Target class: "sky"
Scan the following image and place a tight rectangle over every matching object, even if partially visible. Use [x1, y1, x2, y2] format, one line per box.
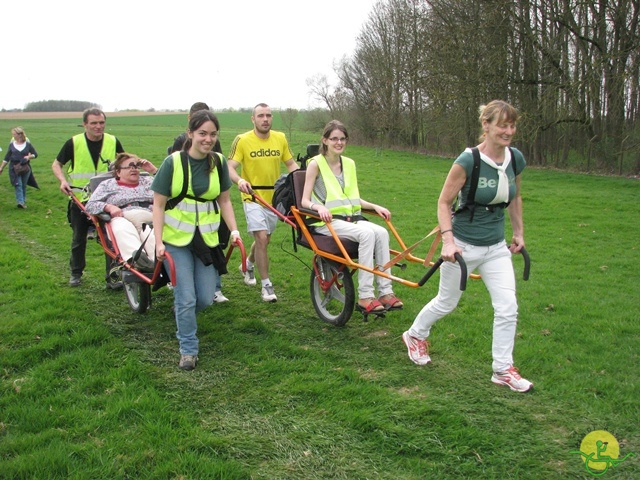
[1, 0, 379, 112]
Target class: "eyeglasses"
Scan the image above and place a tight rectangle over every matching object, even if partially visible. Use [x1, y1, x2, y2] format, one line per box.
[328, 137, 348, 143]
[120, 162, 142, 170]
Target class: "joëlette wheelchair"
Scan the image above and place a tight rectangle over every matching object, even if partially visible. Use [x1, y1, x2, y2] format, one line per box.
[252, 146, 530, 327]
[72, 172, 246, 313]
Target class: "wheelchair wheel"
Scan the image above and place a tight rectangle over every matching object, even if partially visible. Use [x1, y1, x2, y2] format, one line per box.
[124, 279, 151, 313]
[310, 256, 355, 327]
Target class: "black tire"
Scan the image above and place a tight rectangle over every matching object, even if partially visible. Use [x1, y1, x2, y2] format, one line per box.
[310, 256, 355, 327]
[124, 279, 151, 313]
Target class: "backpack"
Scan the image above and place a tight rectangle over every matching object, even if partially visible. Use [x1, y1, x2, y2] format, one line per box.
[272, 172, 296, 218]
[271, 144, 318, 219]
[165, 151, 230, 249]
[453, 147, 518, 222]
[270, 145, 319, 251]
[270, 170, 301, 252]
[167, 132, 187, 155]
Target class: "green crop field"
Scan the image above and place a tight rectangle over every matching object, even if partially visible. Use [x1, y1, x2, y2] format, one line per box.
[0, 113, 638, 479]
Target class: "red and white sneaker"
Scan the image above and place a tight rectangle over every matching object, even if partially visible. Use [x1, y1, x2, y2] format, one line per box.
[402, 331, 431, 365]
[491, 366, 533, 392]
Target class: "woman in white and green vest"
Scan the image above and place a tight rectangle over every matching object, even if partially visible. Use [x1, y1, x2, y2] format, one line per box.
[301, 120, 404, 315]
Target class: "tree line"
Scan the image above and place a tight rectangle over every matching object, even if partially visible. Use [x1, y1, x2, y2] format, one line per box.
[309, 0, 640, 175]
[24, 100, 99, 112]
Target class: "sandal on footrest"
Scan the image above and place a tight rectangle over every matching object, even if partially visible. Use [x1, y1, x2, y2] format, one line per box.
[356, 298, 385, 314]
[379, 294, 404, 310]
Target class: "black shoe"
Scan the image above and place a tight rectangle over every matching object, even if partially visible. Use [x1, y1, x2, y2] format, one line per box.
[129, 250, 155, 273]
[87, 226, 96, 240]
[106, 281, 123, 290]
[69, 274, 82, 287]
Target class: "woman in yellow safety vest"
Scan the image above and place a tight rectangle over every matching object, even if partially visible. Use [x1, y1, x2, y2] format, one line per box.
[152, 110, 241, 371]
[301, 120, 403, 315]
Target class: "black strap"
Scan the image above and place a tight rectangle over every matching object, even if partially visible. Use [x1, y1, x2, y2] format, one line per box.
[125, 201, 152, 209]
[165, 152, 189, 210]
[132, 227, 153, 262]
[332, 214, 367, 223]
[455, 147, 518, 222]
[165, 152, 223, 211]
[466, 147, 482, 221]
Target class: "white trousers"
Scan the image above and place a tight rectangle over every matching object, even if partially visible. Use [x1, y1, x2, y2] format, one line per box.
[108, 209, 156, 262]
[316, 219, 394, 300]
[408, 239, 518, 372]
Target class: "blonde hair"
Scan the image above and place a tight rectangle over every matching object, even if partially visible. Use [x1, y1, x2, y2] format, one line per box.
[478, 100, 519, 141]
[12, 127, 25, 139]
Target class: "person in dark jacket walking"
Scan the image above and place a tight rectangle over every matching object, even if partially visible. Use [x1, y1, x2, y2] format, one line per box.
[1, 127, 38, 208]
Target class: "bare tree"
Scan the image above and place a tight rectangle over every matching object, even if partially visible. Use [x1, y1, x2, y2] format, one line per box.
[324, 0, 640, 173]
[280, 108, 299, 142]
[337, 0, 431, 147]
[306, 74, 337, 115]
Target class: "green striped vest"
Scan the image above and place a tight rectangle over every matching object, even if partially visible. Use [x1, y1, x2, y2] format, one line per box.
[69, 133, 116, 200]
[163, 152, 222, 247]
[312, 154, 361, 226]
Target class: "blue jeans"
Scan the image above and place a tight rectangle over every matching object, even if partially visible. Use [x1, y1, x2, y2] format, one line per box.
[165, 243, 218, 356]
[14, 168, 30, 205]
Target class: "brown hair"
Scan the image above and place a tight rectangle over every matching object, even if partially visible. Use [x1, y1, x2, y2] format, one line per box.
[83, 107, 106, 123]
[189, 102, 209, 116]
[112, 152, 140, 179]
[252, 103, 269, 115]
[182, 110, 221, 173]
[319, 120, 349, 156]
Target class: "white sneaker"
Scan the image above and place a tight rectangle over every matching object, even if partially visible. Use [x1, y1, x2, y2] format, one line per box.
[239, 263, 256, 286]
[402, 331, 431, 365]
[261, 284, 277, 302]
[214, 291, 229, 303]
[491, 366, 533, 392]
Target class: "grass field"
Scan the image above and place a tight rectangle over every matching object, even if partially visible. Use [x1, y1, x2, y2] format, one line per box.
[0, 113, 638, 479]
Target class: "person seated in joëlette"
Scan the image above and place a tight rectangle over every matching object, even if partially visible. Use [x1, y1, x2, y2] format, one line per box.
[301, 120, 403, 315]
[85, 152, 158, 271]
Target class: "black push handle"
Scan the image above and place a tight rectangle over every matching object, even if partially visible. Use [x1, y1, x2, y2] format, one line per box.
[518, 247, 530, 281]
[418, 253, 467, 291]
[418, 257, 443, 287]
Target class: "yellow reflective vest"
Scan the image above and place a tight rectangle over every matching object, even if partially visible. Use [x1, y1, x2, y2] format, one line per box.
[163, 152, 222, 247]
[69, 133, 116, 200]
[312, 154, 361, 226]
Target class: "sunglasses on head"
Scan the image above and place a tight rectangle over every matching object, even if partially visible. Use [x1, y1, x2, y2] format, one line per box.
[120, 162, 142, 170]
